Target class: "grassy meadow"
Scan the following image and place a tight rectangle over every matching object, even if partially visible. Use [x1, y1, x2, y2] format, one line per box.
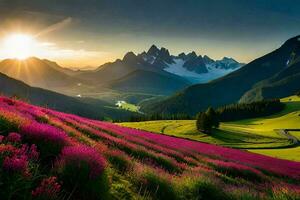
[120, 96, 300, 161]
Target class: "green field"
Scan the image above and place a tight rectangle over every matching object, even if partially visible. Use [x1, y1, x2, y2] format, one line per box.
[120, 96, 300, 161]
[115, 100, 140, 112]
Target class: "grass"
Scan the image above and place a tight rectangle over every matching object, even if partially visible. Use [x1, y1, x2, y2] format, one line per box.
[120, 120, 290, 149]
[249, 147, 300, 162]
[120, 96, 300, 161]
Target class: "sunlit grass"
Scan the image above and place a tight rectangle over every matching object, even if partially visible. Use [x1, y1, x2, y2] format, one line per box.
[120, 96, 300, 161]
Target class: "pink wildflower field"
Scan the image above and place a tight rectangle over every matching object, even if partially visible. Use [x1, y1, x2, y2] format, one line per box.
[0, 96, 299, 200]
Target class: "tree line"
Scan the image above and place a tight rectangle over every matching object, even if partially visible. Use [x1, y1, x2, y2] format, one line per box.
[215, 99, 284, 122]
[117, 99, 285, 135]
[196, 99, 285, 133]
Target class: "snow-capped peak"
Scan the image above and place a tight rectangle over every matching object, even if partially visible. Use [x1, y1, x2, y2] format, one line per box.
[129, 45, 244, 83]
[164, 58, 241, 83]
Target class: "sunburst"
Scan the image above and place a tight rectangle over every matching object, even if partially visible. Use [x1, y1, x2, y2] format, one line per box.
[2, 33, 35, 60]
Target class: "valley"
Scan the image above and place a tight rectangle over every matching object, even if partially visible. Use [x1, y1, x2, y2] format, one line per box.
[1, 1, 300, 199]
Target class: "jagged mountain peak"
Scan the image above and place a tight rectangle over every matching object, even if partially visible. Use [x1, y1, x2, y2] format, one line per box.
[123, 51, 137, 63]
[94, 45, 243, 84]
[203, 55, 214, 63]
[187, 51, 198, 59]
[221, 56, 233, 61]
[178, 52, 186, 57]
[147, 45, 160, 55]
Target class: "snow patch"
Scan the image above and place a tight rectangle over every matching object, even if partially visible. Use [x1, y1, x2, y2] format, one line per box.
[164, 59, 199, 78]
[164, 59, 238, 83]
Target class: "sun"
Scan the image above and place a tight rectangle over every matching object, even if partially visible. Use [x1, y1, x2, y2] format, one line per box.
[2, 33, 35, 60]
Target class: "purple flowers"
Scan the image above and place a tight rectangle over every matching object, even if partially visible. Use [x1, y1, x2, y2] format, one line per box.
[6, 132, 22, 143]
[3, 155, 29, 175]
[1, 144, 40, 177]
[0, 95, 300, 199]
[21, 122, 68, 146]
[57, 145, 106, 179]
[32, 176, 61, 199]
[20, 122, 69, 160]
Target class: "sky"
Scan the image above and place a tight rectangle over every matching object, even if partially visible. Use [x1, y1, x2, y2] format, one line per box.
[0, 0, 299, 68]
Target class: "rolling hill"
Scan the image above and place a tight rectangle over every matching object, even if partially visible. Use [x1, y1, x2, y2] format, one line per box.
[142, 35, 300, 115]
[0, 57, 82, 89]
[110, 69, 191, 95]
[121, 95, 300, 161]
[0, 96, 299, 199]
[0, 72, 134, 120]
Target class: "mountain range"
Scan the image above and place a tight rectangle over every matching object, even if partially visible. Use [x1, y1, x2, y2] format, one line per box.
[142, 35, 300, 115]
[77, 45, 243, 86]
[0, 45, 243, 103]
[2, 37, 300, 120]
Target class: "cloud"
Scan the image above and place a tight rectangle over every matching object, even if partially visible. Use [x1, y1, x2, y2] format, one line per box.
[35, 41, 107, 62]
[34, 17, 73, 38]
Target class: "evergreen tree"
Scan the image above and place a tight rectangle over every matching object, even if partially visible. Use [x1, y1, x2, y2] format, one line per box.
[206, 107, 220, 128]
[196, 112, 212, 134]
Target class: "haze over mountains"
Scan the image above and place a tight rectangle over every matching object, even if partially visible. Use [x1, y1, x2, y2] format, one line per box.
[0, 57, 82, 89]
[0, 45, 243, 98]
[143, 36, 300, 115]
[1, 37, 300, 120]
[0, 72, 134, 120]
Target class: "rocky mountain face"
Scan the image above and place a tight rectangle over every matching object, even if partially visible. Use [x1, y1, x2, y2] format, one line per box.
[136, 45, 243, 83]
[141, 35, 300, 115]
[74, 45, 243, 95]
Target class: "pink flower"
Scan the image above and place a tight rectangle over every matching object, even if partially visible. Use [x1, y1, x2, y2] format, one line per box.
[2, 155, 29, 175]
[1, 144, 39, 177]
[57, 145, 106, 179]
[21, 122, 68, 146]
[6, 132, 22, 143]
[32, 176, 61, 199]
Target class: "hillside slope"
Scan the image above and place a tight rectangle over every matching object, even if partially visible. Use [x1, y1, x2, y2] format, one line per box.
[0, 97, 299, 199]
[0, 72, 133, 120]
[142, 35, 300, 115]
[110, 69, 191, 95]
[240, 45, 300, 102]
[0, 57, 82, 89]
